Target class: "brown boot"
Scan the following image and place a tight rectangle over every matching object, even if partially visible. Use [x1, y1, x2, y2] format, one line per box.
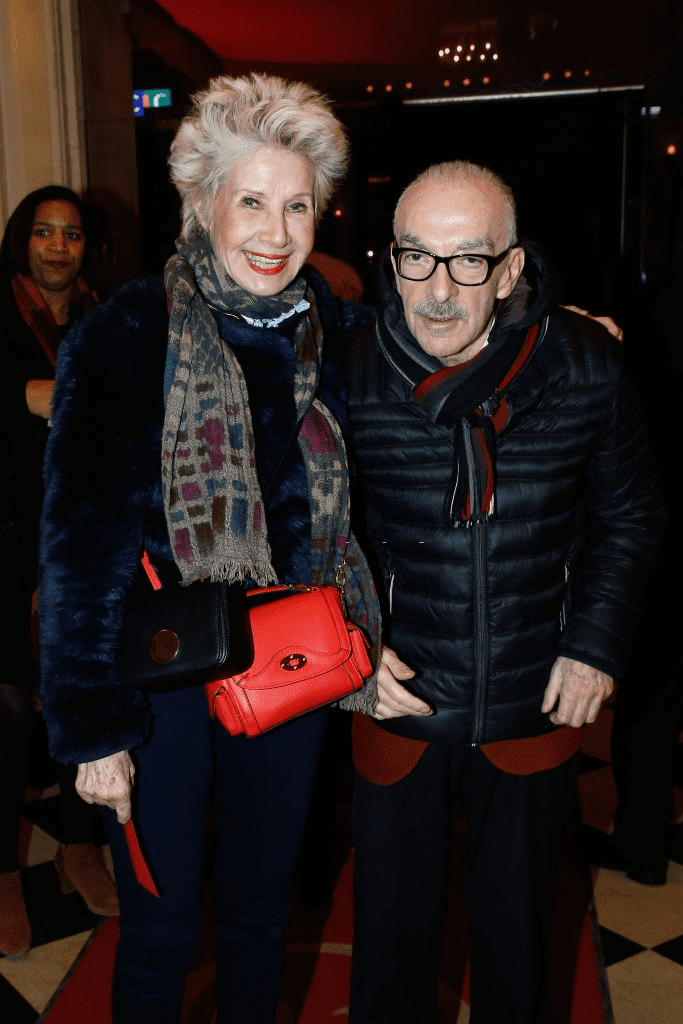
[0, 869, 31, 957]
[55, 843, 119, 916]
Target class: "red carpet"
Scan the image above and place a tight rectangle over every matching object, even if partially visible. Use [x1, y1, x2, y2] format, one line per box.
[41, 845, 608, 1024]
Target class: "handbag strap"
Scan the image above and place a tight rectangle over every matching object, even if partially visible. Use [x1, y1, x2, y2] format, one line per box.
[123, 819, 160, 897]
[140, 550, 162, 590]
[122, 554, 163, 893]
[263, 414, 305, 505]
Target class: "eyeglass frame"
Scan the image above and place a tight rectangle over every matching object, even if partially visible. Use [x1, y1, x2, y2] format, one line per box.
[391, 244, 516, 286]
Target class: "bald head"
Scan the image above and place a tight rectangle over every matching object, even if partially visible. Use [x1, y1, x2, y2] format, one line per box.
[394, 161, 518, 249]
[390, 161, 525, 366]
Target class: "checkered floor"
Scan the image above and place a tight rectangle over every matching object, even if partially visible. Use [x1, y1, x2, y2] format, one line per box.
[578, 706, 683, 1024]
[1, 712, 682, 1024]
[0, 787, 107, 1022]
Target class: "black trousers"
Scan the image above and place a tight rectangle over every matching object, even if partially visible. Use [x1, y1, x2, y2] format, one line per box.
[611, 669, 682, 865]
[350, 741, 577, 1024]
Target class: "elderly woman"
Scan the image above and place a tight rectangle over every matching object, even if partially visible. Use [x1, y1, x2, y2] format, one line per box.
[0, 187, 119, 958]
[38, 75, 378, 1023]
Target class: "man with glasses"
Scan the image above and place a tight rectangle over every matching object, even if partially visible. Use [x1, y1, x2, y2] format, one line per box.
[345, 161, 663, 1023]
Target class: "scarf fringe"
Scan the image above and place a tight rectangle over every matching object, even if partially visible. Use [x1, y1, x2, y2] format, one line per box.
[180, 561, 278, 588]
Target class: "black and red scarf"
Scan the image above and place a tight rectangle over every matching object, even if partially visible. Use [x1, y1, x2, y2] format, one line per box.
[375, 249, 540, 525]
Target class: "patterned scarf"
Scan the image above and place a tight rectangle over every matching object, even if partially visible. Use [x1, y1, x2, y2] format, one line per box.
[162, 226, 343, 586]
[12, 273, 96, 367]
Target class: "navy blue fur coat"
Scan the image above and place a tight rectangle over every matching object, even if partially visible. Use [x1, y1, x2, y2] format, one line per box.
[38, 268, 375, 764]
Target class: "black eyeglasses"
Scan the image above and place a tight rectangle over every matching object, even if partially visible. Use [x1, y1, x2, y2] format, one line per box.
[392, 245, 514, 286]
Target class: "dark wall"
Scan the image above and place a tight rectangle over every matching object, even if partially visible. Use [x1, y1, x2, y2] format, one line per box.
[133, 84, 681, 379]
[336, 92, 647, 317]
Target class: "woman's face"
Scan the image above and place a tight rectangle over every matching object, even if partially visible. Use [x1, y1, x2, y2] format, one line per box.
[210, 147, 316, 297]
[28, 200, 86, 294]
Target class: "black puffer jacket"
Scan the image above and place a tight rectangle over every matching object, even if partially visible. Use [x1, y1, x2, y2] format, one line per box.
[347, 244, 664, 744]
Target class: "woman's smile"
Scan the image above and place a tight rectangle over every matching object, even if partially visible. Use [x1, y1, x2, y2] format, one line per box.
[243, 250, 291, 275]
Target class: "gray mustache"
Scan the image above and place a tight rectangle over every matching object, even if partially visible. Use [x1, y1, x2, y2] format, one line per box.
[412, 300, 468, 321]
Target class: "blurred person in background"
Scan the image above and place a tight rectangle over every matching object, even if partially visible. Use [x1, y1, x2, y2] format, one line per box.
[0, 186, 118, 959]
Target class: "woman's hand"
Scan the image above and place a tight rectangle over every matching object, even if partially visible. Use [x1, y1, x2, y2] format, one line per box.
[372, 645, 432, 719]
[562, 306, 623, 342]
[76, 752, 135, 824]
[25, 379, 55, 419]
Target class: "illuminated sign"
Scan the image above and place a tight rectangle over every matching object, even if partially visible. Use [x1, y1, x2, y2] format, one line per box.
[133, 89, 172, 117]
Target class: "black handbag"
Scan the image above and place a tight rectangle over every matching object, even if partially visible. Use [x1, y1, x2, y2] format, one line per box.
[120, 414, 305, 693]
[118, 553, 253, 691]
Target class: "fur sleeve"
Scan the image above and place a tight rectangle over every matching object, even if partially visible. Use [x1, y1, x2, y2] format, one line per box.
[38, 278, 168, 764]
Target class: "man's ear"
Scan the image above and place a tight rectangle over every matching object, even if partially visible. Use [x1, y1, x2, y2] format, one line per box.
[390, 244, 404, 293]
[496, 246, 525, 300]
[390, 243, 399, 278]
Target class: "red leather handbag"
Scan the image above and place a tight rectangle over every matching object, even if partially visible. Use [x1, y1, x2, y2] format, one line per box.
[205, 584, 372, 737]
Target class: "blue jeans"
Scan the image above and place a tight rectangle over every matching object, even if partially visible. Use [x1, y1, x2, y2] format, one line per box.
[102, 687, 327, 1024]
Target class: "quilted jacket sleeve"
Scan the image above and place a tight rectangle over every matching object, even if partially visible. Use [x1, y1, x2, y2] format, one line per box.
[556, 328, 666, 679]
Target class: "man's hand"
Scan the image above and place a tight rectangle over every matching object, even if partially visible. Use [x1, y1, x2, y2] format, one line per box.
[76, 752, 135, 824]
[541, 656, 613, 728]
[372, 646, 432, 719]
[562, 305, 623, 343]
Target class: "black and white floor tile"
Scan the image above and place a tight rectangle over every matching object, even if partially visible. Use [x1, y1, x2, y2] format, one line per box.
[579, 707, 683, 1024]
[2, 715, 682, 1024]
[0, 785, 103, 1023]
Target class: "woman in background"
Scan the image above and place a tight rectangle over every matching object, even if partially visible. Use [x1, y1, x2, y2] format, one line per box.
[38, 76, 378, 1022]
[0, 186, 118, 958]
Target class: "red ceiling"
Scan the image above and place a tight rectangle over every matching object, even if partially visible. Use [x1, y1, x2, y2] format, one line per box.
[153, 0, 448, 65]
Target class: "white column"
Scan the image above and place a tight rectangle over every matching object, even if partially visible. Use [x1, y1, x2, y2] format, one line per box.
[0, 0, 86, 230]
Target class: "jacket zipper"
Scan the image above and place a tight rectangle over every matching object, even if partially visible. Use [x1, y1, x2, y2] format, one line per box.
[471, 519, 488, 745]
[456, 419, 490, 746]
[452, 319, 552, 743]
